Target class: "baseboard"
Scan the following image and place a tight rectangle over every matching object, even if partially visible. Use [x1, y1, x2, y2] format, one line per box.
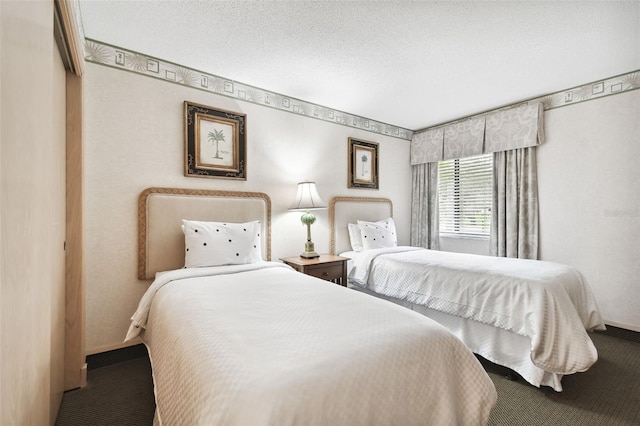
[601, 324, 640, 344]
[603, 320, 640, 333]
[85, 337, 143, 356]
[86, 342, 148, 370]
[80, 363, 87, 388]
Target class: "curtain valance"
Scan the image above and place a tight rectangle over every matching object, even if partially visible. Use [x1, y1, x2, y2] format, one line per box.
[410, 128, 444, 165]
[410, 102, 544, 165]
[443, 117, 485, 160]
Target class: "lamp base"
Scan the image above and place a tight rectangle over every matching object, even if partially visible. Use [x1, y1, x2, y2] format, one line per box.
[300, 250, 319, 259]
[300, 240, 319, 258]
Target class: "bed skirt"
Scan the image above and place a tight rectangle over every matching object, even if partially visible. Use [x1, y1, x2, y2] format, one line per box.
[349, 284, 565, 391]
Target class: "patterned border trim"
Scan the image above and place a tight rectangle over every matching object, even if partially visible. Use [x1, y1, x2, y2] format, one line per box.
[84, 39, 638, 139]
[419, 70, 640, 132]
[541, 71, 640, 110]
[84, 39, 413, 141]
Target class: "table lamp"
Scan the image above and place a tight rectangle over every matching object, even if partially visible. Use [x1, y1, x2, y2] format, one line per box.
[289, 181, 327, 258]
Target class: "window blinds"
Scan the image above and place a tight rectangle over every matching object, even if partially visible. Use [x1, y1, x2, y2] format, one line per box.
[438, 154, 493, 237]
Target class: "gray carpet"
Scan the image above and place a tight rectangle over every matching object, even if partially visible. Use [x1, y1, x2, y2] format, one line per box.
[486, 330, 640, 425]
[55, 347, 155, 426]
[56, 329, 639, 425]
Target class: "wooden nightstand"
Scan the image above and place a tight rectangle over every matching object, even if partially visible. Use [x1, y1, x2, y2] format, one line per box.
[281, 254, 349, 286]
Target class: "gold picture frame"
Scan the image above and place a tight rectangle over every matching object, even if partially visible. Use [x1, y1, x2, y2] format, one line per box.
[348, 137, 379, 189]
[184, 101, 246, 179]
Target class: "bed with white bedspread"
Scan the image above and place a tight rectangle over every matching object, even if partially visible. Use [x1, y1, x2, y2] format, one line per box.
[126, 188, 497, 426]
[329, 196, 606, 392]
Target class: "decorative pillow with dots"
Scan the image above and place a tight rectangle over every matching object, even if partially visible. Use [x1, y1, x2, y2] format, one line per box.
[357, 220, 396, 251]
[374, 217, 398, 246]
[182, 219, 262, 268]
[349, 217, 398, 251]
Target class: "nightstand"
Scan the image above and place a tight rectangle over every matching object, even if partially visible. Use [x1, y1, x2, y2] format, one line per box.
[281, 254, 349, 286]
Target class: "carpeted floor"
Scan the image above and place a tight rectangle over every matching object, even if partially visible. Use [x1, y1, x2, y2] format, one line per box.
[56, 328, 639, 426]
[485, 330, 640, 425]
[55, 345, 155, 426]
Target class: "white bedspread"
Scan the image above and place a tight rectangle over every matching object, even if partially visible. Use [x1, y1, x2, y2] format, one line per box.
[349, 247, 605, 375]
[129, 262, 497, 426]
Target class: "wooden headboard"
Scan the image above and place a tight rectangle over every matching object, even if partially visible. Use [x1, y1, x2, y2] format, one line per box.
[138, 187, 271, 280]
[329, 196, 393, 255]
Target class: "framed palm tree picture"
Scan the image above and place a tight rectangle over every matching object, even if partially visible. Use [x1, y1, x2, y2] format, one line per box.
[184, 101, 246, 179]
[348, 137, 378, 189]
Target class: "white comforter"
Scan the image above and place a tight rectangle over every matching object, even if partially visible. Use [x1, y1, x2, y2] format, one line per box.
[349, 247, 605, 375]
[127, 262, 497, 426]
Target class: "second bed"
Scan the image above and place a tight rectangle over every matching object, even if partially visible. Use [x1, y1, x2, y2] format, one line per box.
[329, 196, 605, 392]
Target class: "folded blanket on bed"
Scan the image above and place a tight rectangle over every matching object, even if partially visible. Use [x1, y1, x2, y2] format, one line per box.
[349, 247, 606, 375]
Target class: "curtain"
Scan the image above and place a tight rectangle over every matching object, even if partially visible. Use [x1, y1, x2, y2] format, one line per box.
[411, 102, 544, 165]
[490, 147, 539, 259]
[411, 163, 439, 249]
[443, 117, 485, 160]
[411, 128, 444, 164]
[410, 102, 544, 255]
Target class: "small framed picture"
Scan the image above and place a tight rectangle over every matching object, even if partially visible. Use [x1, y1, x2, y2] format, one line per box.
[348, 137, 378, 189]
[184, 101, 246, 180]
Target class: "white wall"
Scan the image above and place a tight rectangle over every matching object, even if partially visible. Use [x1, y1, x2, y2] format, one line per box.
[0, 1, 67, 423]
[83, 63, 412, 352]
[538, 90, 640, 331]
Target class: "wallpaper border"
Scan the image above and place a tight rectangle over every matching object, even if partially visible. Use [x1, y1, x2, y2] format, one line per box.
[84, 39, 639, 139]
[418, 70, 640, 133]
[83, 39, 413, 141]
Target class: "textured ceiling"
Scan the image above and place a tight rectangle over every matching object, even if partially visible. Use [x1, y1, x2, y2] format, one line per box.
[77, 1, 639, 130]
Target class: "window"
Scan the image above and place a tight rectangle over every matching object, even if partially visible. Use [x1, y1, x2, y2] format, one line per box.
[438, 154, 493, 237]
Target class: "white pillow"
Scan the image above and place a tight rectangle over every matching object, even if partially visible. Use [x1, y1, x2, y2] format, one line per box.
[349, 217, 397, 251]
[182, 219, 262, 268]
[374, 217, 398, 246]
[357, 220, 396, 250]
[348, 223, 364, 252]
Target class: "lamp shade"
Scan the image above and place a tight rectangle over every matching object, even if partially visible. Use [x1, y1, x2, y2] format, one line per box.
[289, 181, 327, 211]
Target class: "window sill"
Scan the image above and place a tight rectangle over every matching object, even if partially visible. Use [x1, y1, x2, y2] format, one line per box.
[440, 233, 489, 241]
